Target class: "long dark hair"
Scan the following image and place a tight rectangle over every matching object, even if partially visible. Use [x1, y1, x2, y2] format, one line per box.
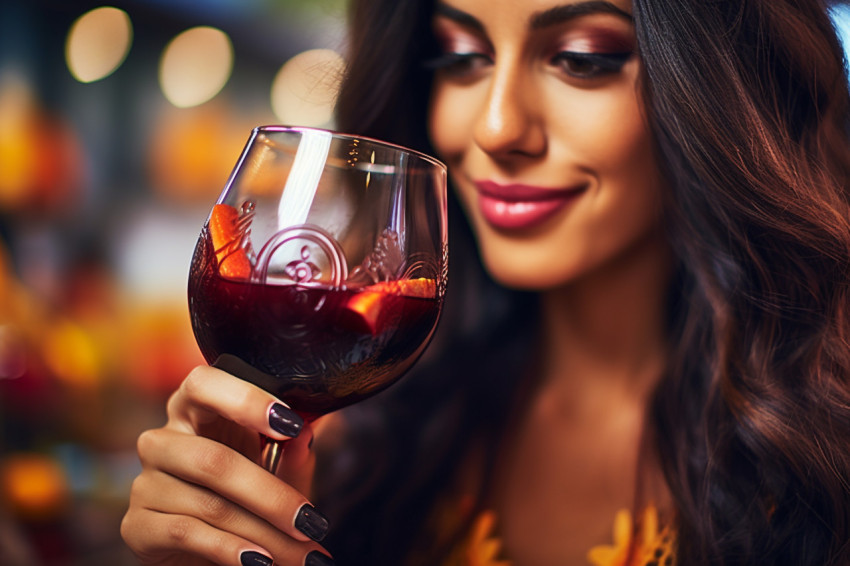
[319, 0, 850, 564]
[635, 0, 850, 563]
[319, 3, 538, 564]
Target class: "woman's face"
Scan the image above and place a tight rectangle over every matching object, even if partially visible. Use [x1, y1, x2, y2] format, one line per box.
[428, 0, 667, 290]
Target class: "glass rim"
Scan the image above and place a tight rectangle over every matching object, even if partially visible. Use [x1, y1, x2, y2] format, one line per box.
[253, 124, 448, 173]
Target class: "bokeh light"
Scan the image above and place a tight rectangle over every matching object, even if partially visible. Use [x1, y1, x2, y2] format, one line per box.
[0, 75, 85, 214]
[0, 453, 69, 521]
[271, 48, 345, 127]
[159, 26, 234, 108]
[2, 1, 348, 560]
[148, 102, 250, 201]
[65, 7, 133, 83]
[42, 320, 104, 390]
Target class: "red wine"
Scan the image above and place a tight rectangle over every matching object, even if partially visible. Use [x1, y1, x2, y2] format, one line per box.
[188, 228, 442, 419]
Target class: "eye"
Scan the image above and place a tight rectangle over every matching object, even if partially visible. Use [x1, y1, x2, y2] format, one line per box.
[551, 51, 632, 79]
[424, 52, 492, 77]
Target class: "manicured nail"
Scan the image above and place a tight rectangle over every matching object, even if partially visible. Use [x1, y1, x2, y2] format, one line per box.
[241, 550, 273, 566]
[305, 550, 335, 566]
[269, 403, 303, 437]
[295, 503, 329, 542]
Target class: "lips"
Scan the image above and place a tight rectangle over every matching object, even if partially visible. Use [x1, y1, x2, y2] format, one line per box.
[474, 180, 584, 231]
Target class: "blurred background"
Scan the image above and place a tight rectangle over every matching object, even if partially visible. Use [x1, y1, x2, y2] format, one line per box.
[0, 0, 346, 563]
[3, 0, 850, 564]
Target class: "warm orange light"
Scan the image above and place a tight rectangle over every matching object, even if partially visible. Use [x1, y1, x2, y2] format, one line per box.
[0, 76, 85, 214]
[42, 320, 103, 389]
[0, 78, 39, 208]
[0, 454, 69, 521]
[121, 303, 205, 398]
[148, 102, 249, 201]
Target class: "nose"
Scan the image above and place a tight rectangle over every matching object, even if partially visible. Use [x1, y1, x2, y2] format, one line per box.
[472, 60, 546, 159]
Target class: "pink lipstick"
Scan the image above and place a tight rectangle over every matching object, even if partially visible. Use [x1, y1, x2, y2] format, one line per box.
[474, 180, 584, 231]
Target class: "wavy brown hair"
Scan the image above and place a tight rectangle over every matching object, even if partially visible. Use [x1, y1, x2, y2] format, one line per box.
[635, 0, 850, 563]
[322, 0, 850, 564]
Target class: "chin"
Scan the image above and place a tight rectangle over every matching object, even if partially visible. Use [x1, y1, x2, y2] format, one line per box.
[479, 249, 578, 291]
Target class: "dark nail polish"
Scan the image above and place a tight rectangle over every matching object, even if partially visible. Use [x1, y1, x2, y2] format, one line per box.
[241, 550, 273, 566]
[269, 403, 303, 437]
[305, 550, 335, 566]
[295, 503, 330, 542]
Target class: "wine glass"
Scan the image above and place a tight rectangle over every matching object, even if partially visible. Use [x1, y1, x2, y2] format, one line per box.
[187, 125, 448, 473]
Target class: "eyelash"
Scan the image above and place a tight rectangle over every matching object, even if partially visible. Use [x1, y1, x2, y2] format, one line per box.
[424, 52, 492, 75]
[551, 51, 632, 78]
[424, 50, 632, 79]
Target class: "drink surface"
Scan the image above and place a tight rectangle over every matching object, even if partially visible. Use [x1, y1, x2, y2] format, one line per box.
[188, 228, 442, 418]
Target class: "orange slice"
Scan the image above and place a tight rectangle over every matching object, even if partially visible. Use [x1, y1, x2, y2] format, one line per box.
[209, 204, 251, 279]
[345, 278, 436, 334]
[383, 278, 437, 298]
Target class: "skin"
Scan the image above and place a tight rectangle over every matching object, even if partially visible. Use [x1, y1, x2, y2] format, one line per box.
[121, 367, 329, 565]
[428, 0, 666, 291]
[428, 0, 673, 563]
[122, 0, 675, 564]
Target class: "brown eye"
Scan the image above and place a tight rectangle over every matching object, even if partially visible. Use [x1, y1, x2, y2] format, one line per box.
[551, 51, 631, 79]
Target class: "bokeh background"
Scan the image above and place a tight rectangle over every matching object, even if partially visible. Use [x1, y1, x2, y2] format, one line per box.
[0, 0, 346, 563]
[3, 0, 850, 564]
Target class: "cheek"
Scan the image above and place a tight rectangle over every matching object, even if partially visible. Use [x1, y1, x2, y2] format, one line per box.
[599, 102, 663, 222]
[542, 81, 665, 278]
[553, 78, 651, 173]
[428, 84, 482, 217]
[554, 79, 662, 212]
[428, 83, 476, 163]
[601, 100, 658, 187]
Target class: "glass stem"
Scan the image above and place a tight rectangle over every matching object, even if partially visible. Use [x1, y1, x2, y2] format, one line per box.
[260, 435, 285, 473]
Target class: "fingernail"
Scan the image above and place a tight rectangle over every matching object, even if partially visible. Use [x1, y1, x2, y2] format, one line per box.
[305, 550, 335, 566]
[269, 403, 303, 437]
[241, 550, 273, 566]
[295, 503, 330, 542]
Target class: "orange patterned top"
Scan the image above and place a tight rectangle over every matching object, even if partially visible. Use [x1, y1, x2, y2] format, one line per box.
[438, 504, 676, 566]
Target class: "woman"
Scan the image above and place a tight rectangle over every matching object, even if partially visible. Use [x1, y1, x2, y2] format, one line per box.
[121, 0, 850, 565]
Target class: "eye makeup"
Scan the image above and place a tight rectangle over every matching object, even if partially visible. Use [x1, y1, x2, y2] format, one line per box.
[426, 18, 493, 74]
[554, 26, 634, 55]
[426, 5, 636, 80]
[548, 26, 634, 78]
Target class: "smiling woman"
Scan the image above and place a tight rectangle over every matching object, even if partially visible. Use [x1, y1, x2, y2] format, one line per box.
[427, 0, 667, 292]
[120, 0, 850, 565]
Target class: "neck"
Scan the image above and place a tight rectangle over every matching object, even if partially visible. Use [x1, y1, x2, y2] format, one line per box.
[538, 229, 673, 403]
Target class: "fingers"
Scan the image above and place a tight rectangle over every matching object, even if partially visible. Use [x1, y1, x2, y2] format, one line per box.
[167, 366, 303, 443]
[163, 365, 317, 496]
[123, 469, 330, 566]
[123, 366, 335, 565]
[137, 427, 329, 544]
[121, 503, 271, 566]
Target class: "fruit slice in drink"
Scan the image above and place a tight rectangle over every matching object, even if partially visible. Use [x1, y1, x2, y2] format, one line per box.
[345, 278, 436, 334]
[209, 204, 251, 279]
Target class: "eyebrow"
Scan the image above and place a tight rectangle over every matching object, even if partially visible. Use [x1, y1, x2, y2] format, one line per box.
[434, 2, 486, 32]
[434, 1, 633, 31]
[531, 1, 633, 28]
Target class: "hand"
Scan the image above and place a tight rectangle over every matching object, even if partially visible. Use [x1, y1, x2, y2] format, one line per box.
[120, 365, 334, 566]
